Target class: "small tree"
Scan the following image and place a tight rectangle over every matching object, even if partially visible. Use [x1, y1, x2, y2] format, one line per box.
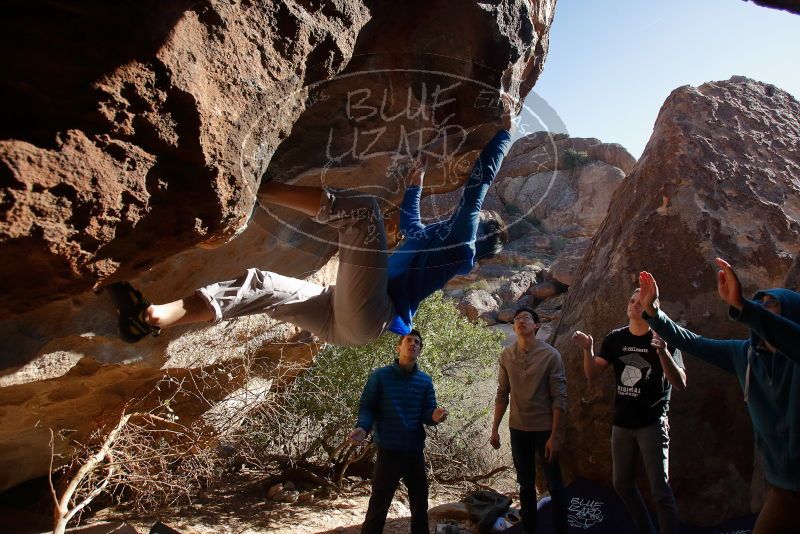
[50, 414, 130, 534]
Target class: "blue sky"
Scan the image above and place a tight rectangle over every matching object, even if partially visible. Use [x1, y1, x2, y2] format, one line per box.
[524, 0, 800, 158]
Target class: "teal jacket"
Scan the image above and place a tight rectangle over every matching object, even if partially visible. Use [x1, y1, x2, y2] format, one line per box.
[644, 288, 800, 491]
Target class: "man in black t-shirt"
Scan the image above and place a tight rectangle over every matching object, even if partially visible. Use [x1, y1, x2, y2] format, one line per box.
[571, 288, 686, 534]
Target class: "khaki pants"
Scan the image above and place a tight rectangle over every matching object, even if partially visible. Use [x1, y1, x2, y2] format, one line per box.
[197, 189, 394, 346]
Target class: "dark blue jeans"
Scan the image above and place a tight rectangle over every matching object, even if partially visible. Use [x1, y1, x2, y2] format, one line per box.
[509, 428, 567, 534]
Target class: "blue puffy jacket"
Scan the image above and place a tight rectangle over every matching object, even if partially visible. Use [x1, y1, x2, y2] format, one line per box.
[355, 360, 438, 452]
[645, 288, 800, 491]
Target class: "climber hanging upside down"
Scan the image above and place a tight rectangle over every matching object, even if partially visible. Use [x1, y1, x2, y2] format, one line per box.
[109, 94, 516, 347]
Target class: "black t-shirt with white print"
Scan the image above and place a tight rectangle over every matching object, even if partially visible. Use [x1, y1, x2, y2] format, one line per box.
[599, 327, 684, 429]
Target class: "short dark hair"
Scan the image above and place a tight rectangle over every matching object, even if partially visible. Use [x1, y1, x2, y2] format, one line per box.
[514, 307, 539, 323]
[474, 210, 508, 260]
[400, 329, 423, 348]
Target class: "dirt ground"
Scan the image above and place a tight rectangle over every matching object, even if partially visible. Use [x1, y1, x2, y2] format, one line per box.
[88, 469, 516, 534]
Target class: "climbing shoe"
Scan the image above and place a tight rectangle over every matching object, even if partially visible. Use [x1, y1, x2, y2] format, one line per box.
[107, 281, 161, 342]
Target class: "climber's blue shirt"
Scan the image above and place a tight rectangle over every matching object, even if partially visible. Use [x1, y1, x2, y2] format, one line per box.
[386, 129, 511, 335]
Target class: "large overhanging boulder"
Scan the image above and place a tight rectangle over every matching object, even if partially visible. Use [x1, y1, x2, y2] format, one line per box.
[0, 1, 558, 492]
[746, 0, 800, 15]
[0, 0, 372, 492]
[0, 0, 556, 317]
[0, 0, 373, 316]
[551, 77, 800, 524]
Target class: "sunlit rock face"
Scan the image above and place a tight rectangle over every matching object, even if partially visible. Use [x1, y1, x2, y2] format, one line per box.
[493, 133, 631, 287]
[428, 130, 634, 343]
[0, 0, 373, 315]
[497, 157, 626, 239]
[0, 1, 557, 491]
[423, 133, 634, 253]
[552, 77, 800, 524]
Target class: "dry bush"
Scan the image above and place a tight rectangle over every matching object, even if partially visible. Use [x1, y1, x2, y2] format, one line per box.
[51, 374, 229, 532]
[49, 332, 306, 531]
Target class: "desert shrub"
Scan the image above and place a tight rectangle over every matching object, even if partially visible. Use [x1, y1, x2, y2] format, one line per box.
[463, 279, 491, 292]
[561, 148, 590, 169]
[55, 294, 506, 529]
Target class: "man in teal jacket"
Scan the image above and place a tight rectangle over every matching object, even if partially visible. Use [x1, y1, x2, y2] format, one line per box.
[349, 330, 447, 534]
[639, 258, 800, 533]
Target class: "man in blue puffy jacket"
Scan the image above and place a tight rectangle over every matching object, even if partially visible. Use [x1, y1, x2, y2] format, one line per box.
[639, 258, 800, 533]
[349, 329, 448, 534]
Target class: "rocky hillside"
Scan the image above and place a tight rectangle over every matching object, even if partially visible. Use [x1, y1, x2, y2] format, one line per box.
[0, 0, 557, 493]
[2, 3, 798, 529]
[435, 131, 635, 340]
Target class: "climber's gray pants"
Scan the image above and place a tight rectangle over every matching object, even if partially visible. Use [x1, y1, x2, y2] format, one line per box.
[196, 189, 394, 346]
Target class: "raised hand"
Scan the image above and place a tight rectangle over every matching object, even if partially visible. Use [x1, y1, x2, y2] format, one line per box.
[571, 331, 593, 350]
[348, 427, 367, 445]
[716, 257, 744, 311]
[638, 271, 660, 317]
[432, 407, 448, 423]
[406, 155, 425, 188]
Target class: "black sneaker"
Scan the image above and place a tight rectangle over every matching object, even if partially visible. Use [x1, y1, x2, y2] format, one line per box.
[107, 281, 161, 342]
